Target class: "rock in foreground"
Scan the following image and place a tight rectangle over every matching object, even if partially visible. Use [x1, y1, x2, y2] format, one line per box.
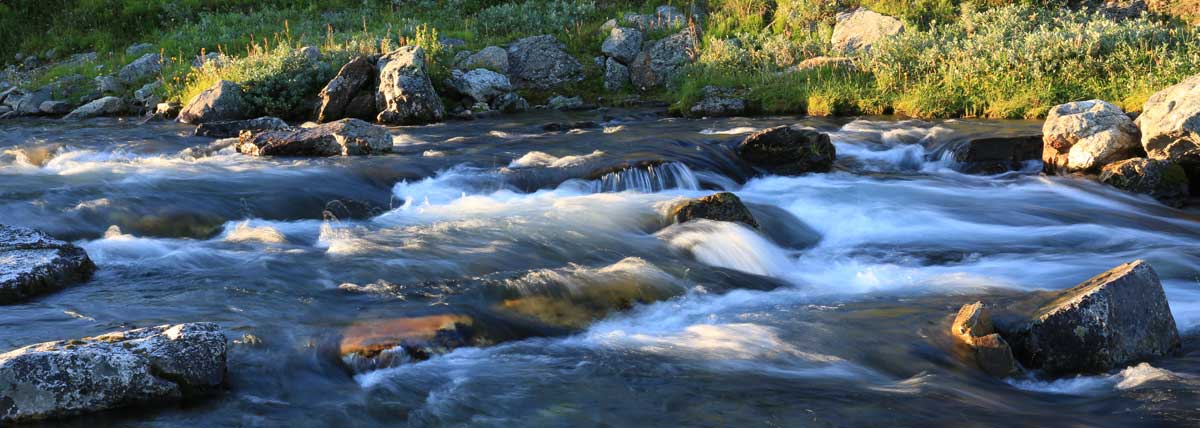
[1, 225, 95, 304]
[671, 192, 759, 228]
[237, 118, 391, 156]
[0, 323, 227, 423]
[994, 260, 1181, 376]
[737, 126, 836, 175]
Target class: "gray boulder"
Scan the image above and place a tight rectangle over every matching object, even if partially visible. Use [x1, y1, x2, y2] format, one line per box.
[458, 46, 509, 73]
[954, 135, 1043, 174]
[506, 35, 584, 90]
[195, 116, 291, 138]
[133, 81, 163, 113]
[1138, 73, 1200, 163]
[38, 101, 71, 115]
[1042, 100, 1140, 173]
[994, 260, 1181, 376]
[689, 86, 746, 117]
[491, 92, 529, 113]
[1100, 158, 1189, 207]
[738, 126, 836, 175]
[671, 192, 759, 228]
[629, 28, 698, 90]
[178, 80, 246, 124]
[0, 225, 95, 304]
[237, 118, 391, 156]
[63, 96, 124, 120]
[117, 53, 161, 85]
[830, 8, 904, 53]
[375, 46, 444, 125]
[448, 68, 512, 105]
[317, 56, 379, 122]
[602, 27, 643, 64]
[95, 75, 125, 94]
[603, 58, 629, 91]
[0, 323, 226, 423]
[14, 89, 51, 115]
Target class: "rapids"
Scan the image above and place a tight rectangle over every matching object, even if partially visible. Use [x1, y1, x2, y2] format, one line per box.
[2, 110, 1199, 427]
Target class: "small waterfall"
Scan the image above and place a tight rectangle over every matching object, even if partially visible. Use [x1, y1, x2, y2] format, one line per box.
[588, 162, 701, 193]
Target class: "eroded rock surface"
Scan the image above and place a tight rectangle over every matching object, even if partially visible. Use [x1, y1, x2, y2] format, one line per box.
[0, 225, 95, 304]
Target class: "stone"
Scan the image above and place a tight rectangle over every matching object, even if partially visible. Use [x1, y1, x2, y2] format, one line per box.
[447, 68, 512, 105]
[1099, 158, 1190, 207]
[95, 75, 125, 94]
[954, 135, 1043, 174]
[603, 58, 629, 91]
[490, 92, 529, 113]
[629, 28, 698, 90]
[375, 46, 444, 125]
[506, 35, 584, 90]
[994, 260, 1181, 376]
[602, 27, 644, 64]
[125, 43, 156, 57]
[1042, 100, 1140, 173]
[671, 192, 759, 228]
[178, 80, 246, 124]
[973, 333, 1020, 377]
[195, 116, 290, 139]
[600, 19, 619, 33]
[298, 46, 321, 62]
[547, 95, 583, 110]
[689, 85, 746, 117]
[133, 81, 163, 112]
[337, 314, 479, 371]
[237, 118, 391, 156]
[117, 53, 162, 85]
[457, 46, 508, 73]
[1137, 73, 1200, 163]
[38, 101, 71, 115]
[14, 89, 51, 115]
[155, 102, 182, 119]
[0, 323, 226, 423]
[317, 56, 379, 122]
[439, 37, 467, 49]
[63, 96, 124, 120]
[830, 8, 904, 53]
[951, 301, 994, 344]
[0, 225, 95, 304]
[738, 126, 837, 175]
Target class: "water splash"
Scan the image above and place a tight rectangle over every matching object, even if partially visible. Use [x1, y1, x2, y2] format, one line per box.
[587, 162, 701, 193]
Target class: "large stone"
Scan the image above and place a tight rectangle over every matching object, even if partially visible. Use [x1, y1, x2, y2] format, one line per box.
[95, 75, 125, 94]
[14, 88, 51, 115]
[737, 126, 836, 175]
[629, 28, 698, 90]
[133, 81, 163, 113]
[317, 56, 378, 122]
[178, 80, 246, 124]
[994, 260, 1181, 376]
[1042, 100, 1140, 173]
[0, 323, 226, 423]
[237, 118, 391, 156]
[1100, 158, 1190, 207]
[194, 116, 291, 139]
[375, 46, 444, 125]
[506, 35, 584, 90]
[447, 68, 512, 105]
[38, 101, 71, 115]
[490, 92, 529, 113]
[689, 85, 746, 117]
[830, 8, 904, 53]
[954, 135, 1043, 174]
[603, 58, 630, 91]
[457, 46, 509, 73]
[117, 53, 162, 85]
[0, 225, 95, 304]
[1138, 73, 1200, 163]
[602, 27, 644, 64]
[62, 96, 124, 120]
[671, 192, 759, 228]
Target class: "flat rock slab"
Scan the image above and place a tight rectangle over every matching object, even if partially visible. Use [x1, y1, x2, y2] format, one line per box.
[237, 118, 391, 156]
[0, 323, 227, 423]
[0, 225, 95, 304]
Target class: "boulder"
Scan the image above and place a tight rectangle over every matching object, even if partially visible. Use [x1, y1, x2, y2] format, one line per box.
[623, 6, 690, 31]
[737, 126, 836, 175]
[954, 135, 1043, 174]
[994, 260, 1181, 376]
[375, 46, 444, 125]
[629, 28, 698, 90]
[457, 46, 509, 73]
[491, 92, 529, 113]
[447, 68, 512, 105]
[14, 88, 51, 115]
[237, 118, 391, 156]
[506, 35, 584, 90]
[1042, 100, 1140, 173]
[671, 192, 759, 228]
[602, 27, 644, 64]
[63, 96, 124, 120]
[117, 53, 161, 85]
[547, 95, 583, 110]
[317, 56, 379, 122]
[0, 323, 226, 423]
[38, 100, 71, 115]
[1138, 73, 1200, 163]
[950, 302, 1020, 377]
[830, 8, 904, 53]
[1099, 158, 1189, 207]
[94, 75, 125, 94]
[178, 80, 246, 124]
[194, 116, 291, 138]
[337, 314, 480, 371]
[603, 58, 630, 91]
[0, 225, 95, 304]
[133, 81, 163, 113]
[689, 86, 746, 117]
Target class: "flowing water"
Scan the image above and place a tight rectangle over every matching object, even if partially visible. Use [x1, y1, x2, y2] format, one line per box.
[2, 110, 1199, 427]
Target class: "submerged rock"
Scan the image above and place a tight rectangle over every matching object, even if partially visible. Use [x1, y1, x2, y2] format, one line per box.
[194, 116, 290, 139]
[237, 118, 391, 156]
[506, 35, 584, 90]
[0, 323, 227, 423]
[671, 192, 759, 228]
[737, 126, 836, 175]
[1042, 100, 1140, 173]
[178, 80, 246, 124]
[317, 55, 379, 123]
[954, 135, 1043, 174]
[375, 46, 444, 125]
[994, 260, 1181, 376]
[1099, 158, 1189, 207]
[1138, 73, 1200, 164]
[62, 96, 123, 120]
[831, 8, 904, 53]
[0, 225, 95, 304]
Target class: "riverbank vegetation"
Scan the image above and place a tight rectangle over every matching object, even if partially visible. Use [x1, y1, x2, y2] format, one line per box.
[4, 0, 1200, 119]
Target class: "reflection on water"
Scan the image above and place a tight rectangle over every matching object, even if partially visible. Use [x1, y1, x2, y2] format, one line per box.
[2, 111, 1199, 427]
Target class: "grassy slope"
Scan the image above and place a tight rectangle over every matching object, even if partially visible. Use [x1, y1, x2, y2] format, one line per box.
[4, 0, 1200, 119]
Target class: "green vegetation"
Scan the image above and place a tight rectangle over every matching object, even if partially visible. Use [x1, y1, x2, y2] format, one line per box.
[4, 0, 1200, 119]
